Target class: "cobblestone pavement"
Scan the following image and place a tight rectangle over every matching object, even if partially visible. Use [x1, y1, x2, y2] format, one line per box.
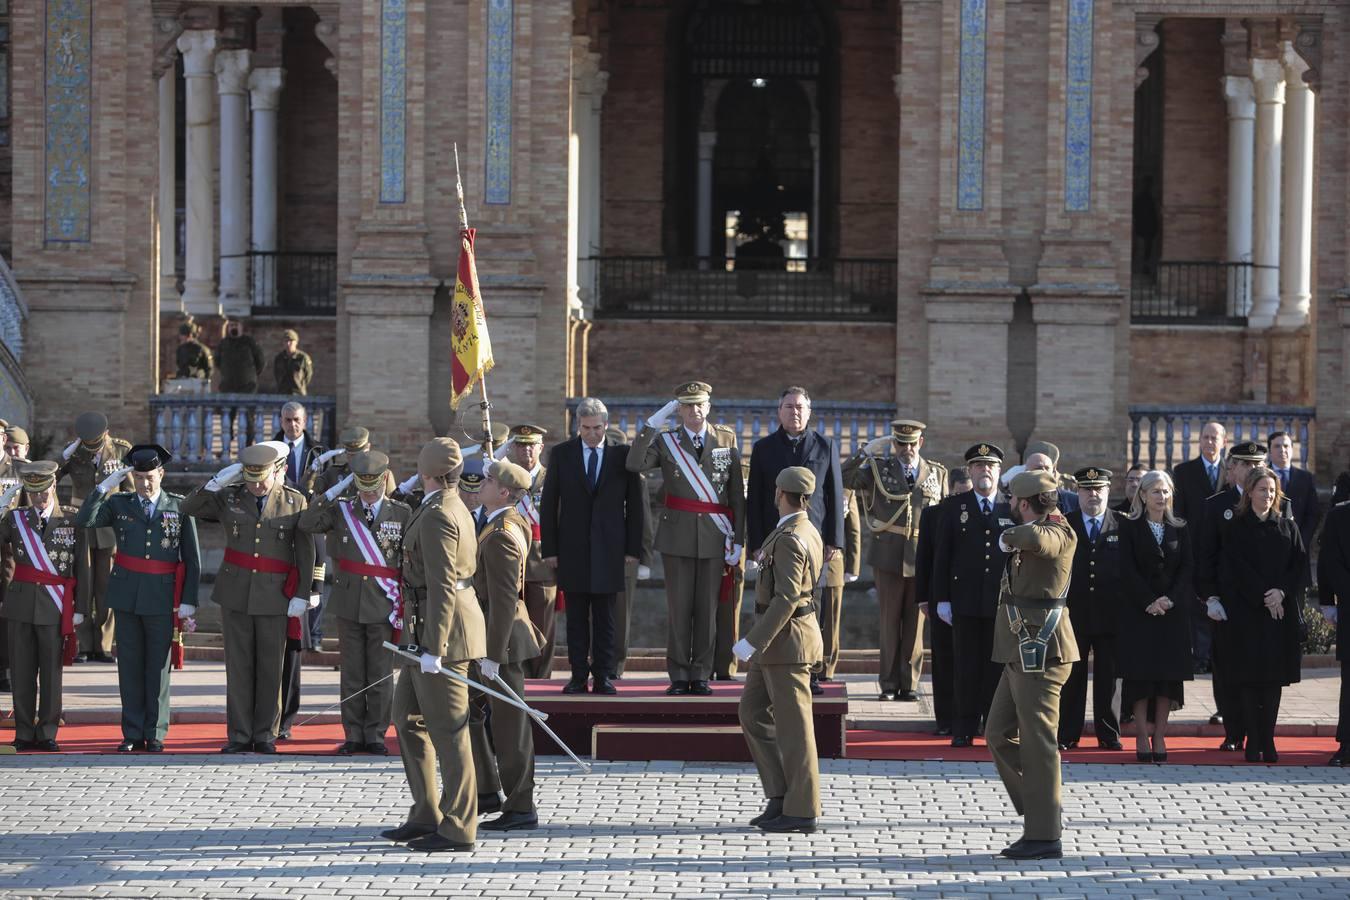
[1, 755, 1347, 899]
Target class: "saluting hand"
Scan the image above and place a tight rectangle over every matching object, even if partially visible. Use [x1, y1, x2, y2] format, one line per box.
[647, 399, 680, 429]
[310, 447, 343, 473]
[324, 473, 355, 503]
[0, 481, 21, 509]
[205, 463, 244, 492]
[97, 466, 134, 494]
[62, 439, 79, 461]
[397, 473, 420, 495]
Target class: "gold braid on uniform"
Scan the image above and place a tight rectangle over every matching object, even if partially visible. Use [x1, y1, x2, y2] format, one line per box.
[861, 457, 947, 536]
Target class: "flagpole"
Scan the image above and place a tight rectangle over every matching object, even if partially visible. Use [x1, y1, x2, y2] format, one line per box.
[453, 143, 495, 460]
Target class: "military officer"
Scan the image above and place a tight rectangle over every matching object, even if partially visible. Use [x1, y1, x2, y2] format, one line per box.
[0, 462, 90, 751]
[77, 445, 201, 752]
[182, 443, 318, 753]
[986, 469, 1078, 860]
[503, 424, 558, 678]
[174, 320, 214, 381]
[4, 425, 30, 463]
[299, 450, 411, 755]
[842, 419, 947, 701]
[273, 328, 313, 395]
[470, 460, 546, 832]
[733, 466, 824, 834]
[56, 411, 133, 663]
[628, 381, 746, 695]
[381, 437, 486, 853]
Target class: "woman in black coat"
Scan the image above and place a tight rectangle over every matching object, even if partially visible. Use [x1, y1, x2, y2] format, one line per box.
[1116, 470, 1193, 763]
[1212, 466, 1306, 763]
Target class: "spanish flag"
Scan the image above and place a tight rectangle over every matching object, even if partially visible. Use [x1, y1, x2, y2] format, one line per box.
[450, 227, 494, 408]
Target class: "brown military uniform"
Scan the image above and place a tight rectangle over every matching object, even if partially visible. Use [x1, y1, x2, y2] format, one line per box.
[986, 511, 1079, 842]
[818, 489, 862, 680]
[715, 457, 752, 680]
[181, 481, 315, 745]
[57, 435, 132, 656]
[738, 510, 824, 819]
[392, 487, 486, 845]
[518, 464, 558, 679]
[469, 507, 545, 814]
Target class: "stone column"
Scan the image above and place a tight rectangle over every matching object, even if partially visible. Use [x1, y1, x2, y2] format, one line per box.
[566, 62, 582, 315]
[158, 63, 179, 309]
[215, 49, 252, 316]
[574, 50, 607, 313]
[1248, 58, 1285, 329]
[1222, 76, 1255, 314]
[177, 30, 218, 316]
[248, 67, 285, 310]
[1278, 43, 1314, 328]
[696, 132, 716, 262]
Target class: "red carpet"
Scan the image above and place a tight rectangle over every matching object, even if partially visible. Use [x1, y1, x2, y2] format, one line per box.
[2, 722, 394, 756]
[846, 729, 1341, 767]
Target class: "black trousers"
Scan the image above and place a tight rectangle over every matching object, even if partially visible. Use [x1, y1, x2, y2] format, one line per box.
[1239, 685, 1282, 756]
[929, 614, 954, 728]
[279, 639, 302, 735]
[1212, 623, 1246, 745]
[1059, 632, 1119, 745]
[565, 591, 616, 682]
[952, 613, 1000, 739]
[1338, 653, 1348, 746]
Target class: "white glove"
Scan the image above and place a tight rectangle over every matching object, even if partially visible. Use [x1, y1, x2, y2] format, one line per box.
[725, 543, 743, 566]
[479, 658, 501, 682]
[286, 597, 308, 618]
[732, 638, 755, 662]
[72, 613, 85, 626]
[205, 463, 244, 492]
[308, 593, 321, 609]
[62, 439, 79, 461]
[636, 564, 651, 580]
[936, 601, 953, 625]
[647, 399, 680, 429]
[324, 473, 355, 503]
[0, 481, 21, 509]
[98, 466, 134, 494]
[310, 447, 343, 473]
[493, 441, 511, 460]
[178, 604, 196, 619]
[862, 437, 891, 456]
[419, 653, 442, 675]
[845, 574, 859, 584]
[1206, 598, 1228, 622]
[1324, 605, 1339, 626]
[398, 473, 420, 494]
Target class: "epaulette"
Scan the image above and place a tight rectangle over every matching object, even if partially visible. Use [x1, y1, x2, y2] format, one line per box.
[385, 496, 412, 512]
[712, 423, 737, 439]
[59, 504, 79, 517]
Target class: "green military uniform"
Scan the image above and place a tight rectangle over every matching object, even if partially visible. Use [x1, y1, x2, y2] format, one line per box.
[986, 470, 1079, 855]
[175, 336, 214, 380]
[78, 445, 201, 747]
[0, 463, 91, 748]
[217, 330, 265, 393]
[737, 467, 824, 830]
[390, 438, 486, 850]
[182, 444, 316, 750]
[56, 413, 133, 659]
[273, 333, 314, 395]
[627, 382, 747, 691]
[817, 488, 862, 681]
[841, 420, 947, 698]
[299, 450, 411, 753]
[507, 425, 557, 679]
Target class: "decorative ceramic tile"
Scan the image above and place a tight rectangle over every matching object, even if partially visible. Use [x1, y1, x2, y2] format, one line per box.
[1064, 0, 1094, 212]
[957, 0, 986, 212]
[380, 0, 406, 204]
[485, 0, 513, 205]
[45, 0, 92, 244]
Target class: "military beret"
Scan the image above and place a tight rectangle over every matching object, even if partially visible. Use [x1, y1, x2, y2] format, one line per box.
[418, 437, 463, 479]
[891, 419, 926, 443]
[241, 443, 286, 482]
[964, 442, 1005, 465]
[282, 328, 299, 341]
[5, 426, 29, 446]
[776, 465, 816, 495]
[0, 418, 9, 430]
[509, 424, 547, 446]
[349, 450, 390, 491]
[605, 425, 627, 446]
[1073, 466, 1112, 488]
[19, 460, 58, 492]
[339, 426, 371, 451]
[489, 460, 532, 492]
[75, 411, 109, 443]
[1229, 441, 1267, 462]
[1025, 440, 1061, 465]
[459, 471, 485, 493]
[1009, 469, 1059, 499]
[125, 444, 172, 472]
[676, 381, 712, 404]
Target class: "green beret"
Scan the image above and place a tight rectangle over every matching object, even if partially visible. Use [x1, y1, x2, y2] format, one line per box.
[1009, 470, 1059, 499]
[418, 438, 463, 479]
[775, 465, 816, 495]
[489, 460, 532, 492]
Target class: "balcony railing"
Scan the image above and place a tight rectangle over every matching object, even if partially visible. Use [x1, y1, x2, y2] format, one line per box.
[224, 251, 338, 315]
[1128, 404, 1314, 471]
[1130, 261, 1267, 324]
[149, 393, 337, 469]
[586, 256, 897, 321]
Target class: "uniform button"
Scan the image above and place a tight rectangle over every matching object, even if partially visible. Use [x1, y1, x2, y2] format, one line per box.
[145, 554, 151, 559]
[1089, 574, 1095, 579]
[985, 530, 991, 535]
[984, 555, 990, 560]
[363, 576, 369, 582]
[253, 552, 259, 558]
[1089, 561, 1095, 567]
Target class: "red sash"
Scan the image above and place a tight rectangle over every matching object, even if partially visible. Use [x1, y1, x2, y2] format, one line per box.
[662, 495, 738, 604]
[224, 547, 303, 640]
[336, 557, 405, 642]
[115, 553, 189, 669]
[12, 562, 78, 663]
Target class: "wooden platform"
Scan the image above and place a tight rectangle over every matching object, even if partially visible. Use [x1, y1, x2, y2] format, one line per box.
[521, 679, 849, 761]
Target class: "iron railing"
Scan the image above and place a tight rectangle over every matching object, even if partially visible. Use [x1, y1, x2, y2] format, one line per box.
[1130, 261, 1265, 324]
[226, 251, 338, 315]
[1128, 404, 1314, 471]
[149, 393, 337, 468]
[587, 256, 897, 321]
[566, 396, 896, 457]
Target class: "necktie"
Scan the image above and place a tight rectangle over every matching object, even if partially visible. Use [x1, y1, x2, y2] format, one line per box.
[142, 497, 153, 519]
[476, 508, 487, 531]
[256, 496, 265, 515]
[289, 442, 300, 484]
[586, 447, 599, 488]
[1279, 469, 1289, 491]
[980, 498, 990, 517]
[1088, 518, 1100, 543]
[1207, 462, 1218, 492]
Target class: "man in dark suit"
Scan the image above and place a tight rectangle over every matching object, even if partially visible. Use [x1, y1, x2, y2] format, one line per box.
[916, 466, 972, 736]
[273, 400, 330, 687]
[747, 387, 844, 695]
[1268, 431, 1320, 546]
[1171, 420, 1226, 675]
[931, 443, 1012, 747]
[541, 398, 644, 695]
[1058, 467, 1123, 750]
[1113, 464, 1147, 514]
[1316, 499, 1349, 767]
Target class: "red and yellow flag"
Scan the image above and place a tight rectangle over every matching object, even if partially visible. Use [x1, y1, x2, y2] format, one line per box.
[450, 227, 494, 408]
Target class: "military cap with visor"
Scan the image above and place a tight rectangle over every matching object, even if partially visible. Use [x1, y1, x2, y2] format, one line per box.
[125, 444, 173, 472]
[964, 442, 1006, 465]
[891, 419, 926, 444]
[1073, 466, 1112, 488]
[1229, 440, 1267, 462]
[349, 450, 390, 492]
[241, 443, 286, 482]
[19, 460, 59, 493]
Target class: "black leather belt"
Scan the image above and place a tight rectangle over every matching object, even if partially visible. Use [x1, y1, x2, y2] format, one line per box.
[1008, 596, 1068, 611]
[755, 603, 815, 618]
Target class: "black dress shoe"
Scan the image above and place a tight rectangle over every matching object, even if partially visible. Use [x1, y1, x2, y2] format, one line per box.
[336, 742, 362, 756]
[666, 680, 690, 696]
[380, 822, 436, 842]
[1329, 745, 1347, 767]
[1151, 751, 1167, 763]
[748, 797, 784, 827]
[934, 724, 953, 737]
[479, 810, 539, 831]
[1219, 740, 1243, 752]
[11, 739, 34, 751]
[758, 814, 817, 834]
[220, 742, 252, 754]
[89, 651, 116, 664]
[809, 677, 824, 696]
[1245, 747, 1263, 763]
[1209, 714, 1223, 726]
[145, 740, 164, 753]
[689, 680, 713, 696]
[1001, 839, 1062, 859]
[117, 739, 145, 753]
[1265, 748, 1279, 764]
[72, 653, 88, 664]
[951, 736, 972, 748]
[1057, 741, 1078, 751]
[592, 678, 618, 696]
[253, 741, 277, 754]
[877, 691, 897, 702]
[1135, 751, 1152, 762]
[407, 833, 474, 852]
[1098, 739, 1124, 751]
[479, 793, 503, 815]
[561, 679, 589, 695]
[277, 731, 292, 741]
[365, 741, 390, 755]
[34, 739, 59, 752]
[896, 690, 918, 702]
[818, 675, 833, 683]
